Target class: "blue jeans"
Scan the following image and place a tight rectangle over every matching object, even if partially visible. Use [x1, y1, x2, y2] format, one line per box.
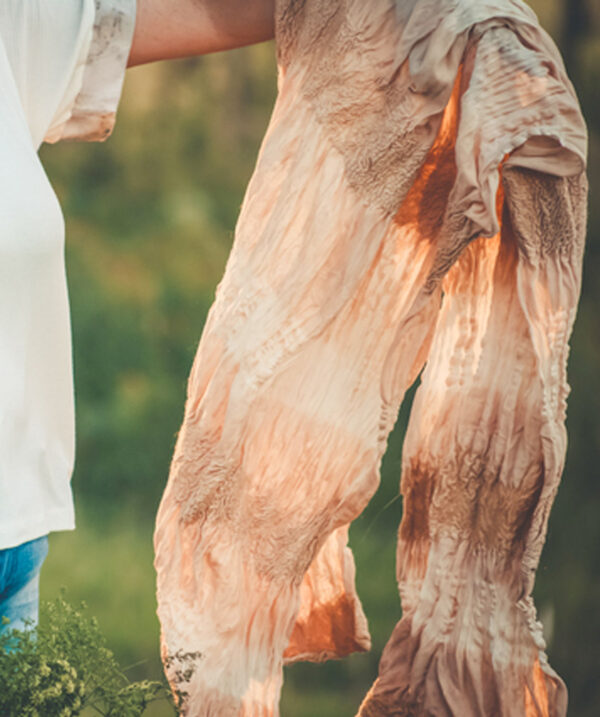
[0, 536, 48, 634]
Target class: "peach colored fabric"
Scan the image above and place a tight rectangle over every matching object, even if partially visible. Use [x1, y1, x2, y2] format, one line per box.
[154, 1, 588, 715]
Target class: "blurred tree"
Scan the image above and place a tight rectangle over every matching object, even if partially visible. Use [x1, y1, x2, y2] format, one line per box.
[561, 0, 590, 84]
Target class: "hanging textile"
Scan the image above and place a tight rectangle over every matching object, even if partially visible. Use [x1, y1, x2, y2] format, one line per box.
[154, 1, 588, 715]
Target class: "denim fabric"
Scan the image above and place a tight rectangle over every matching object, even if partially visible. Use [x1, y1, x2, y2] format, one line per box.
[0, 536, 49, 634]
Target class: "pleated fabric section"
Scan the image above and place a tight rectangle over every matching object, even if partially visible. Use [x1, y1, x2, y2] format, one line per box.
[154, 1, 588, 714]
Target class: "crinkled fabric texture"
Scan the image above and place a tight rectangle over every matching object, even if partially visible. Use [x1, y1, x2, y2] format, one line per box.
[154, 1, 588, 715]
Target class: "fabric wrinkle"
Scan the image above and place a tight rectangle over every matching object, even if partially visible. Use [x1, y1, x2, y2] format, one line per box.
[154, 1, 588, 714]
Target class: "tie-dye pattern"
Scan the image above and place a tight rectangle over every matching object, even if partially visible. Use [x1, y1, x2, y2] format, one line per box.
[154, 2, 588, 714]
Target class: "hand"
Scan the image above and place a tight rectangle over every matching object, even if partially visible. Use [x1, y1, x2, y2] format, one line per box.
[128, 0, 276, 67]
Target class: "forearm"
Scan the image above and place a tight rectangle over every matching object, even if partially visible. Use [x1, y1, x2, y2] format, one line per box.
[128, 0, 275, 67]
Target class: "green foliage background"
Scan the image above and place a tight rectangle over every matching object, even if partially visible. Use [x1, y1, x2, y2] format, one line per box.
[0, 595, 170, 716]
[38, 2, 599, 714]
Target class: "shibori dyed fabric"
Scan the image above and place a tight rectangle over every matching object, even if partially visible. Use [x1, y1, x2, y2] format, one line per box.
[154, 1, 588, 715]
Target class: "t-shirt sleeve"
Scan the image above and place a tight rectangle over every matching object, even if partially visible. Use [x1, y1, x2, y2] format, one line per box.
[0, 0, 136, 147]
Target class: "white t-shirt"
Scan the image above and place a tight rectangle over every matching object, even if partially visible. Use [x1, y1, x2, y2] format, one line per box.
[0, 0, 136, 549]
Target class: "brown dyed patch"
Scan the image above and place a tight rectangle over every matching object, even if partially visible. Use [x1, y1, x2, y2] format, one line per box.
[358, 685, 419, 717]
[397, 462, 435, 586]
[508, 468, 545, 557]
[283, 594, 367, 662]
[465, 465, 545, 566]
[358, 617, 421, 716]
[399, 463, 435, 545]
[503, 167, 588, 263]
[418, 449, 546, 569]
[275, 1, 459, 216]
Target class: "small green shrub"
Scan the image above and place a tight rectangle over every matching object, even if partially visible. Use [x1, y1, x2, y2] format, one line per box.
[0, 594, 176, 716]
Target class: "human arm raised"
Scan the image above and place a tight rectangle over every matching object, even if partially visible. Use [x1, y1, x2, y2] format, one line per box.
[128, 0, 275, 67]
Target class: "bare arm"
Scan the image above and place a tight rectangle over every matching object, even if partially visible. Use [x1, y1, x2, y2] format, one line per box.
[128, 0, 276, 67]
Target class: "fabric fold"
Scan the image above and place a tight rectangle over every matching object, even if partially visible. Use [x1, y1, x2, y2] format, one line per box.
[358, 165, 586, 716]
[45, 0, 136, 143]
[155, 1, 588, 714]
